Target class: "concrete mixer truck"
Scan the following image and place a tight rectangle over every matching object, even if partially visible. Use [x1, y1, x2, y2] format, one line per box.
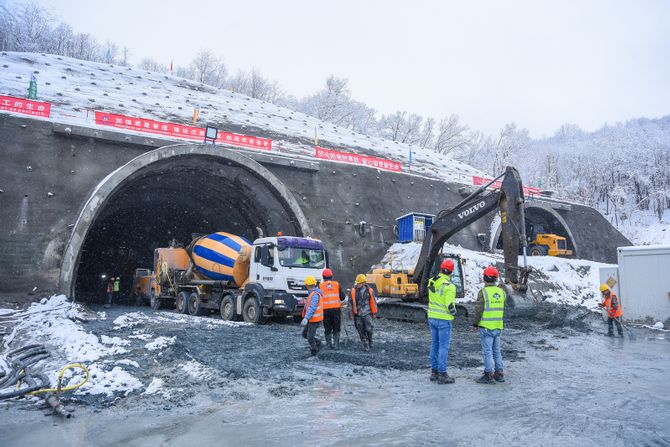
[149, 232, 328, 324]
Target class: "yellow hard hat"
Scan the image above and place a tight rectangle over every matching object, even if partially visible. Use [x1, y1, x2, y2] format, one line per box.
[599, 284, 610, 292]
[304, 276, 317, 286]
[355, 274, 367, 284]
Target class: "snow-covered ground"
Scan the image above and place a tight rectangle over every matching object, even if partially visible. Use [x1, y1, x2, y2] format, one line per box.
[373, 242, 612, 310]
[0, 52, 483, 183]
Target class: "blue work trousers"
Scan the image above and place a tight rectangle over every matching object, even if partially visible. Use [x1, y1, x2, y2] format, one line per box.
[429, 318, 452, 373]
[480, 328, 504, 373]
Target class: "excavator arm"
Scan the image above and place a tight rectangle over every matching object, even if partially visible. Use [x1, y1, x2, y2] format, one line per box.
[413, 166, 529, 298]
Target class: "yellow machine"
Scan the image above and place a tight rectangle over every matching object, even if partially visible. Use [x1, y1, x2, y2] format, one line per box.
[365, 268, 418, 299]
[527, 224, 573, 257]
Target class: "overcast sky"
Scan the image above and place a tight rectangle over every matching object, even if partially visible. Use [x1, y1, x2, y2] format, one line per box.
[38, 0, 670, 137]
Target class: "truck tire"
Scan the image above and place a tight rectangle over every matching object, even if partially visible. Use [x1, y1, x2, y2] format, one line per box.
[242, 295, 265, 324]
[529, 245, 548, 256]
[188, 292, 204, 316]
[150, 289, 161, 310]
[220, 295, 238, 321]
[176, 291, 190, 314]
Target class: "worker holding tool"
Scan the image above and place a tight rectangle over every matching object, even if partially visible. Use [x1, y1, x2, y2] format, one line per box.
[472, 266, 506, 384]
[301, 275, 324, 356]
[320, 268, 346, 349]
[350, 274, 378, 351]
[599, 284, 624, 337]
[105, 279, 113, 308]
[428, 259, 457, 384]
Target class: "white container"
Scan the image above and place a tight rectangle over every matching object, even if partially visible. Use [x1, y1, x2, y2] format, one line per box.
[616, 245, 670, 322]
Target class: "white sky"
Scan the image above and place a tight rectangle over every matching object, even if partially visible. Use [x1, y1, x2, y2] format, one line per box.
[37, 0, 670, 137]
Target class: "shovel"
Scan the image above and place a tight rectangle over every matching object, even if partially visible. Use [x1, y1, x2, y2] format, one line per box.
[617, 317, 636, 341]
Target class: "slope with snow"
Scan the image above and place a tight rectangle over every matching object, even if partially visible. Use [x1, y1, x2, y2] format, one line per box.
[0, 52, 483, 184]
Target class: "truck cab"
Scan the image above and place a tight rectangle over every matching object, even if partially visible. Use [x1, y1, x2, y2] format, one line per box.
[244, 236, 327, 321]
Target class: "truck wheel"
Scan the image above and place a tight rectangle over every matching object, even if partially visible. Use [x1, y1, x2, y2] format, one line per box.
[220, 295, 238, 321]
[150, 289, 161, 310]
[176, 291, 190, 314]
[188, 292, 204, 316]
[529, 245, 548, 256]
[242, 295, 265, 324]
[135, 293, 143, 307]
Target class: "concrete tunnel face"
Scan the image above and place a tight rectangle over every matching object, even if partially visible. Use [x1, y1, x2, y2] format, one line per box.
[67, 147, 308, 302]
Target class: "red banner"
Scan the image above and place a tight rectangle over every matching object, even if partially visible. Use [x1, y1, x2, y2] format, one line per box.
[0, 95, 51, 118]
[314, 147, 402, 172]
[94, 111, 272, 151]
[472, 175, 541, 197]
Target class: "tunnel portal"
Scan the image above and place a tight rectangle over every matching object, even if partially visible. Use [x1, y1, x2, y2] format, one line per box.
[61, 145, 309, 302]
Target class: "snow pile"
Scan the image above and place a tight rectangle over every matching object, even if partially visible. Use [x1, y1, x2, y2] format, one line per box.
[0, 52, 483, 183]
[0, 295, 142, 397]
[614, 210, 670, 246]
[145, 336, 176, 352]
[179, 360, 217, 380]
[374, 243, 612, 310]
[114, 310, 249, 329]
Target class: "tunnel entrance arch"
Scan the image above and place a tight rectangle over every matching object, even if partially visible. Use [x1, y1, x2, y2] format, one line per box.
[492, 203, 579, 257]
[59, 144, 310, 301]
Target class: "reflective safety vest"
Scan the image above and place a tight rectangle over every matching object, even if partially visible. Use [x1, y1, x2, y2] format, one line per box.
[427, 274, 456, 321]
[320, 280, 342, 309]
[351, 286, 378, 316]
[113, 280, 120, 292]
[302, 288, 324, 323]
[603, 293, 623, 318]
[479, 286, 506, 330]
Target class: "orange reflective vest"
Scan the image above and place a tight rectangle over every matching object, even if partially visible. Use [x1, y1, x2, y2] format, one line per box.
[302, 289, 324, 323]
[603, 293, 623, 318]
[351, 286, 378, 316]
[320, 280, 342, 309]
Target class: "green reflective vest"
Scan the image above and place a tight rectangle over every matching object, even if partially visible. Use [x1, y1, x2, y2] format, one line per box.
[427, 274, 456, 321]
[479, 286, 506, 330]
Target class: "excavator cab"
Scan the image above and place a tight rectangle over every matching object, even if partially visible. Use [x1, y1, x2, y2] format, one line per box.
[427, 253, 465, 299]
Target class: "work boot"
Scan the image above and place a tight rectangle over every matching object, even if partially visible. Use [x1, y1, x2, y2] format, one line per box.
[493, 370, 505, 383]
[430, 369, 438, 382]
[326, 334, 333, 350]
[363, 340, 370, 352]
[333, 333, 340, 350]
[437, 372, 455, 384]
[476, 372, 496, 384]
[367, 333, 373, 350]
[604, 332, 614, 337]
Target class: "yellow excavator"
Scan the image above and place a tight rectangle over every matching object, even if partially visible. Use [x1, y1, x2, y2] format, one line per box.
[375, 166, 534, 321]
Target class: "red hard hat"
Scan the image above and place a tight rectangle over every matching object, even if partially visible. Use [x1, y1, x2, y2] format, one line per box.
[322, 268, 333, 279]
[440, 259, 454, 272]
[483, 266, 499, 278]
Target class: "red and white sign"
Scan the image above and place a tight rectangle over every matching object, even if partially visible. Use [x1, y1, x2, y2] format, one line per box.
[315, 147, 402, 172]
[94, 111, 272, 151]
[0, 95, 51, 118]
[472, 175, 541, 197]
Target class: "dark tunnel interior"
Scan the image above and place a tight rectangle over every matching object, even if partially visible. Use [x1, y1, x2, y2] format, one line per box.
[74, 154, 302, 302]
[495, 206, 576, 254]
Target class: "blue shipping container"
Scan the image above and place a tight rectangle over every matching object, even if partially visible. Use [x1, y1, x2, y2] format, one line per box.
[396, 213, 435, 243]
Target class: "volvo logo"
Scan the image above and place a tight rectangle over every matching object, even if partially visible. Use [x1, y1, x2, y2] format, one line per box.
[458, 201, 486, 219]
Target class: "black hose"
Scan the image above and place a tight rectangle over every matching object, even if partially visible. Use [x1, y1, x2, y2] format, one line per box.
[0, 344, 51, 399]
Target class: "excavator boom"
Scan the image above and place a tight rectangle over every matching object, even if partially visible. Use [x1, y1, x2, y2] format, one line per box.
[413, 166, 529, 298]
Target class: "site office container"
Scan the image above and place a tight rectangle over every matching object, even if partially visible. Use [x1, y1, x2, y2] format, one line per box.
[396, 213, 435, 243]
[616, 245, 670, 322]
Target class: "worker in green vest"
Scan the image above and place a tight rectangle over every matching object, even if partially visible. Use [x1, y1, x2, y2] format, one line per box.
[428, 259, 457, 384]
[113, 276, 121, 305]
[472, 266, 506, 384]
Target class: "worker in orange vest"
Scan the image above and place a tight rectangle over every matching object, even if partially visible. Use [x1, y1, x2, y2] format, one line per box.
[301, 275, 324, 356]
[599, 284, 624, 337]
[350, 274, 378, 352]
[320, 268, 346, 349]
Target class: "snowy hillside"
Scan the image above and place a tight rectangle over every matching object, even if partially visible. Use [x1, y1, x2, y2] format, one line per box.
[374, 242, 612, 311]
[0, 52, 483, 183]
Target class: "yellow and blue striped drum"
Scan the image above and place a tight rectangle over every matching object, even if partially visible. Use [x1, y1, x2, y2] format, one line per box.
[190, 232, 250, 285]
